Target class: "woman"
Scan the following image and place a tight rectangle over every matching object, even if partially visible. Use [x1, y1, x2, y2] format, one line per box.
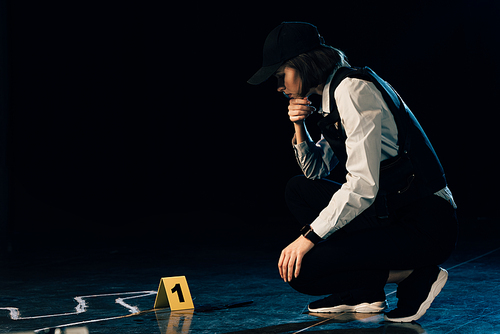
[248, 22, 458, 322]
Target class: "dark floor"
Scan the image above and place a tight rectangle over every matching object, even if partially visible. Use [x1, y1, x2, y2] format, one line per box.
[1, 216, 499, 334]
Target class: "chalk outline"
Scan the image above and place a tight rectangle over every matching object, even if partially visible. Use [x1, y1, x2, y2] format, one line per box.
[34, 291, 161, 333]
[0, 290, 157, 330]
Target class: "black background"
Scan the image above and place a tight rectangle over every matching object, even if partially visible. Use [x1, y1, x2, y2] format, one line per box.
[3, 0, 500, 246]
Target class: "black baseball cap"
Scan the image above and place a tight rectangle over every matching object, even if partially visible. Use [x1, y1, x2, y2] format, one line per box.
[247, 22, 324, 85]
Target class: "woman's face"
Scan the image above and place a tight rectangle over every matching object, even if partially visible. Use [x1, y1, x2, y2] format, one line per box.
[275, 67, 303, 99]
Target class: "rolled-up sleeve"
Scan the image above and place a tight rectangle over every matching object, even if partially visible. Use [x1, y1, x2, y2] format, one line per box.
[293, 135, 338, 180]
[311, 78, 384, 239]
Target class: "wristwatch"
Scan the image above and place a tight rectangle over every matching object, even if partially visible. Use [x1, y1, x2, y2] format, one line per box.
[300, 225, 323, 244]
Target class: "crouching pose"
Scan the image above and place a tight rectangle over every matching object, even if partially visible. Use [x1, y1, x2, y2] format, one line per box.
[248, 22, 458, 322]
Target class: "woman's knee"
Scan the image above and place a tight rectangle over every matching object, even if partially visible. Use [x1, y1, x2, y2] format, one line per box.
[288, 275, 323, 296]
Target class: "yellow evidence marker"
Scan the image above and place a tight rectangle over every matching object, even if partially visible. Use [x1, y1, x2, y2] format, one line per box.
[154, 276, 194, 311]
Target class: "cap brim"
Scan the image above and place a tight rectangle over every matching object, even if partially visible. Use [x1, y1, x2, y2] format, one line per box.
[247, 62, 283, 85]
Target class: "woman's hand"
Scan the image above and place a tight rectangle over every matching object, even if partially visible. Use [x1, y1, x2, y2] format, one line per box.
[278, 236, 315, 282]
[288, 98, 316, 124]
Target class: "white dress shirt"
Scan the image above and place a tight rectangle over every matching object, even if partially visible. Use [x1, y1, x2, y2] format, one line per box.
[293, 69, 456, 239]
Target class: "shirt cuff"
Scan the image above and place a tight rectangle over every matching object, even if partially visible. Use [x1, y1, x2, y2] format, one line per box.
[310, 216, 335, 239]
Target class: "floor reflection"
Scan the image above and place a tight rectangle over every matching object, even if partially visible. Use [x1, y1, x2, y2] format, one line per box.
[224, 312, 427, 334]
[155, 309, 194, 334]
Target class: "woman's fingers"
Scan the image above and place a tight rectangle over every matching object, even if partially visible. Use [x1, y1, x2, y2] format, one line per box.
[279, 248, 300, 282]
[278, 236, 315, 282]
[294, 254, 302, 279]
[278, 251, 285, 279]
[288, 99, 316, 123]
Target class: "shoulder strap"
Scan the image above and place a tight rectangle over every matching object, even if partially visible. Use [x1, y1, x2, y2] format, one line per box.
[328, 67, 361, 91]
[327, 66, 411, 154]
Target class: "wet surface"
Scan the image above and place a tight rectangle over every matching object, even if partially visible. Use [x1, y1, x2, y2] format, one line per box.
[0, 217, 499, 333]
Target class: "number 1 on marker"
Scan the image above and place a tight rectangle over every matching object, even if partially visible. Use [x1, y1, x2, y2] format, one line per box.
[171, 283, 185, 303]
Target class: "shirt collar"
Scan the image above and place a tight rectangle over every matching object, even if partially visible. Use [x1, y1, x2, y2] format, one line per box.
[319, 66, 347, 116]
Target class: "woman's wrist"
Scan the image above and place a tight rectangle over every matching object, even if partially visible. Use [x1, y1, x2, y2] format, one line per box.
[300, 225, 323, 244]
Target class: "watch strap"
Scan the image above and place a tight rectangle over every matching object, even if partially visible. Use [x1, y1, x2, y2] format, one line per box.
[300, 225, 323, 244]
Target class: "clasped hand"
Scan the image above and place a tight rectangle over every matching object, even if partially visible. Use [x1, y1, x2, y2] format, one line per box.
[288, 97, 316, 123]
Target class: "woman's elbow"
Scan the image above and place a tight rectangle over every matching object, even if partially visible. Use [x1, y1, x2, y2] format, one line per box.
[303, 167, 330, 180]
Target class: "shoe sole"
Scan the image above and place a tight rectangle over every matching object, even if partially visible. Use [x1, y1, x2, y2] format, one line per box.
[309, 300, 387, 313]
[384, 268, 448, 322]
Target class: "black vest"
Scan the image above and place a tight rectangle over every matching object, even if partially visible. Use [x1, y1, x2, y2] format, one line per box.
[317, 67, 447, 215]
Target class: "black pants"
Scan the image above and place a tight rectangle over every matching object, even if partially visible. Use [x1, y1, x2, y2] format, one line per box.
[285, 175, 458, 296]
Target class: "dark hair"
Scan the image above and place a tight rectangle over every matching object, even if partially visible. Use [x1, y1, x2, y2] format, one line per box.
[280, 45, 348, 97]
